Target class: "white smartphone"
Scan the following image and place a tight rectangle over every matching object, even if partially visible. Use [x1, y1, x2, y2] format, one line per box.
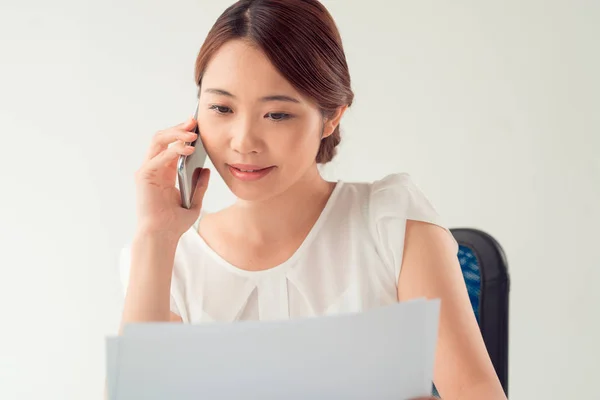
[177, 101, 208, 209]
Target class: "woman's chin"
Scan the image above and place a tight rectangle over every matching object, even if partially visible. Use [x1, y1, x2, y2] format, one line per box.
[219, 165, 304, 203]
[228, 183, 279, 202]
[222, 174, 281, 202]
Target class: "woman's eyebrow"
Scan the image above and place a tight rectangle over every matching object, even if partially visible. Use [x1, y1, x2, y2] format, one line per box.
[203, 88, 301, 104]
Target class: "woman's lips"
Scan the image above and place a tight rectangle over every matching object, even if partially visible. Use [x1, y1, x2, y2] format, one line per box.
[227, 164, 275, 181]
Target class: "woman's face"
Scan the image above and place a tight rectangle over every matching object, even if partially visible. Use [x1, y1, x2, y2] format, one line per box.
[197, 39, 340, 202]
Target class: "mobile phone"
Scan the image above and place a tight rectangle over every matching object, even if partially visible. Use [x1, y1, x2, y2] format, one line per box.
[177, 101, 208, 209]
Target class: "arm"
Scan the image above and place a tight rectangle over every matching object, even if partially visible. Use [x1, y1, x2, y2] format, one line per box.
[106, 231, 182, 399]
[119, 229, 183, 332]
[398, 220, 506, 400]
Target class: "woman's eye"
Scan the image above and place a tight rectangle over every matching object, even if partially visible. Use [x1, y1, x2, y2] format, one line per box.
[266, 112, 291, 122]
[208, 106, 291, 121]
[209, 105, 232, 114]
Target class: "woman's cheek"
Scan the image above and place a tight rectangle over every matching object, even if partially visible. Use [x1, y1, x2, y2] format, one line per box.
[198, 128, 224, 163]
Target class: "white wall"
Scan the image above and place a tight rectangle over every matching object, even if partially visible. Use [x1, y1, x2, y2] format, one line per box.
[1, 0, 598, 399]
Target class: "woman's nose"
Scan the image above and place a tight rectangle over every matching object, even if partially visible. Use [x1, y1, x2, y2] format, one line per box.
[229, 119, 262, 155]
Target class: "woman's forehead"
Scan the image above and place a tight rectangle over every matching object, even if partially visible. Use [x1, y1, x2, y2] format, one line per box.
[201, 40, 304, 100]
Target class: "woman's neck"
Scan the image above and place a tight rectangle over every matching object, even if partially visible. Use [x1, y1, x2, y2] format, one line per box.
[228, 167, 336, 245]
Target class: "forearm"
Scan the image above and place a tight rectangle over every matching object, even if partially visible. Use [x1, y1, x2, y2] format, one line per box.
[119, 229, 179, 331]
[456, 380, 507, 400]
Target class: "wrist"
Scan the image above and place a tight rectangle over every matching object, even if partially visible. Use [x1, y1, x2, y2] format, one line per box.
[134, 225, 181, 246]
[129, 230, 179, 277]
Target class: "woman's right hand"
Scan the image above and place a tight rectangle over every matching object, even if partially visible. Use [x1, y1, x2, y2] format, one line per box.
[134, 116, 210, 238]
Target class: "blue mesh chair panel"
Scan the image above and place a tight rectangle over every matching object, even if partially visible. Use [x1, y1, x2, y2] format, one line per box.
[459, 245, 482, 323]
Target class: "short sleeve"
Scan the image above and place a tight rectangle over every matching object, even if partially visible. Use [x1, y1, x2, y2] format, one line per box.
[118, 245, 183, 317]
[368, 173, 458, 282]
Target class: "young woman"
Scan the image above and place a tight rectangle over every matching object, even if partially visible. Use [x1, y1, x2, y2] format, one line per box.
[119, 1, 506, 399]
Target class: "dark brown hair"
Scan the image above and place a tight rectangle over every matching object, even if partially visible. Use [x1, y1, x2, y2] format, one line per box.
[194, 0, 354, 164]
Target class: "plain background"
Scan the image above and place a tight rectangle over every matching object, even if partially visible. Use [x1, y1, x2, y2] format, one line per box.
[1, 0, 598, 399]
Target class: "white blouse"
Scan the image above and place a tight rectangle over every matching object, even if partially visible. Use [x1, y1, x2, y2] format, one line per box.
[119, 173, 457, 323]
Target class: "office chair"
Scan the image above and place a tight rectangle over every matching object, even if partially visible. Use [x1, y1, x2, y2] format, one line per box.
[432, 228, 510, 398]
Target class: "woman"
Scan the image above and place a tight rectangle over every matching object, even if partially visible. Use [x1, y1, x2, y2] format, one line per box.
[120, 1, 507, 399]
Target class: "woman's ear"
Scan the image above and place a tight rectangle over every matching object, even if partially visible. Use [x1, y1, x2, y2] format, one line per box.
[321, 105, 348, 139]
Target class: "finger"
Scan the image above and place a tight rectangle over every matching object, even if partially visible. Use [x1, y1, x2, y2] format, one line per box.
[145, 118, 198, 160]
[175, 116, 197, 130]
[144, 141, 194, 172]
[145, 119, 198, 160]
[190, 168, 210, 212]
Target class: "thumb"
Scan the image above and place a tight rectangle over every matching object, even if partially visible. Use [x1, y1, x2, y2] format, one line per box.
[190, 168, 210, 212]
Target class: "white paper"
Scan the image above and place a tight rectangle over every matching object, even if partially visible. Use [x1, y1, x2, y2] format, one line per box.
[105, 337, 120, 400]
[107, 299, 440, 400]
